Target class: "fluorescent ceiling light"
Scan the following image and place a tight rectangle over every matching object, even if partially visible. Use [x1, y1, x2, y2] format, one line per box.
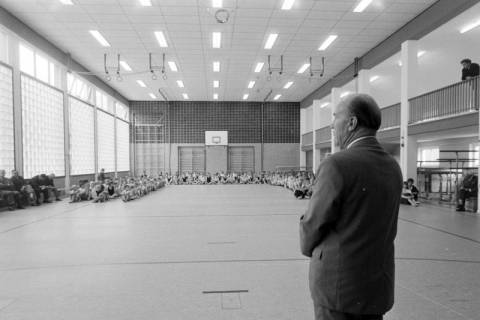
[139, 0, 151, 6]
[369, 75, 379, 82]
[417, 50, 426, 57]
[59, 0, 74, 4]
[213, 93, 218, 100]
[264, 33, 278, 49]
[213, 61, 220, 72]
[318, 35, 337, 51]
[136, 80, 146, 87]
[281, 0, 295, 10]
[243, 94, 249, 100]
[176, 80, 184, 88]
[297, 63, 310, 74]
[154, 31, 168, 47]
[149, 93, 156, 99]
[284, 81, 293, 89]
[273, 94, 281, 100]
[168, 61, 178, 72]
[213, 80, 219, 88]
[247, 81, 255, 89]
[254, 62, 264, 73]
[212, 0, 222, 8]
[119, 60, 132, 72]
[182, 93, 189, 99]
[340, 91, 351, 98]
[460, 19, 480, 33]
[353, 0, 373, 12]
[212, 32, 221, 48]
[320, 102, 330, 108]
[89, 30, 110, 47]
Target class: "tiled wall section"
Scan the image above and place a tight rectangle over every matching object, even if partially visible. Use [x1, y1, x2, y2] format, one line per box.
[130, 101, 300, 144]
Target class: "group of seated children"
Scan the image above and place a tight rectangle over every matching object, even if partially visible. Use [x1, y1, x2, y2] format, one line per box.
[401, 178, 420, 206]
[69, 175, 165, 203]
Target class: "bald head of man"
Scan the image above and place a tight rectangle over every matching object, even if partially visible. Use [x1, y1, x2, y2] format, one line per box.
[332, 93, 381, 150]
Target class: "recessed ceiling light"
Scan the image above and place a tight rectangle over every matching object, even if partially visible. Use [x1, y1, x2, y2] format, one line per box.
[284, 81, 293, 89]
[247, 81, 255, 89]
[213, 93, 218, 100]
[212, 32, 221, 48]
[168, 61, 178, 72]
[176, 80, 184, 88]
[89, 30, 110, 47]
[139, 0, 151, 6]
[369, 75, 379, 82]
[274, 94, 281, 100]
[182, 93, 189, 100]
[297, 63, 310, 74]
[318, 35, 337, 51]
[213, 80, 219, 88]
[254, 62, 264, 73]
[281, 0, 295, 10]
[136, 80, 146, 87]
[340, 91, 351, 98]
[353, 0, 373, 12]
[417, 50, 426, 57]
[212, 0, 222, 8]
[154, 31, 168, 47]
[320, 102, 330, 108]
[243, 94, 249, 100]
[460, 19, 480, 33]
[213, 61, 220, 72]
[119, 60, 132, 72]
[59, 0, 74, 4]
[264, 33, 278, 49]
[149, 93, 156, 99]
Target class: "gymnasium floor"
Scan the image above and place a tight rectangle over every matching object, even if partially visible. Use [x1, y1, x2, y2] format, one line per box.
[0, 185, 479, 320]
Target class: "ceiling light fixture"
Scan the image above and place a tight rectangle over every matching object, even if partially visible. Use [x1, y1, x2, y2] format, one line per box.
[154, 31, 168, 47]
[149, 93, 156, 99]
[460, 19, 480, 33]
[369, 75, 379, 82]
[264, 33, 278, 49]
[243, 94, 249, 100]
[177, 80, 184, 88]
[320, 102, 330, 108]
[136, 80, 146, 87]
[212, 32, 221, 48]
[89, 30, 110, 47]
[417, 50, 426, 57]
[119, 60, 132, 72]
[340, 91, 351, 98]
[212, 0, 222, 7]
[318, 35, 337, 51]
[248, 81, 255, 89]
[273, 94, 281, 100]
[284, 81, 293, 89]
[281, 0, 295, 10]
[297, 63, 310, 74]
[139, 0, 152, 6]
[168, 61, 178, 72]
[213, 93, 218, 100]
[182, 93, 189, 99]
[59, 0, 74, 4]
[213, 80, 219, 88]
[353, 0, 373, 12]
[213, 61, 220, 72]
[254, 62, 264, 73]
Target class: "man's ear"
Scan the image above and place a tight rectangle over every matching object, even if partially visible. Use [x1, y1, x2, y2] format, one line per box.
[348, 116, 358, 131]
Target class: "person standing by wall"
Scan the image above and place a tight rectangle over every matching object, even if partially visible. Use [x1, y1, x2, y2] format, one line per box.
[299, 94, 403, 320]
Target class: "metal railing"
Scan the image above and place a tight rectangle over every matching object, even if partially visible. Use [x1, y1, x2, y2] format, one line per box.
[315, 125, 332, 143]
[379, 103, 400, 130]
[409, 76, 479, 124]
[301, 132, 313, 146]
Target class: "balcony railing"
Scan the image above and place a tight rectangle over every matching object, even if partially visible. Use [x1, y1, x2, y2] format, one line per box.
[379, 103, 400, 130]
[315, 126, 332, 143]
[301, 132, 313, 147]
[409, 76, 479, 124]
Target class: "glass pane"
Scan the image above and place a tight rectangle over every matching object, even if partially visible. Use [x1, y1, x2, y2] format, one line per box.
[0, 31, 8, 63]
[21, 75, 65, 178]
[19, 43, 34, 76]
[97, 110, 115, 172]
[0, 65, 15, 173]
[35, 53, 49, 83]
[69, 97, 95, 175]
[116, 119, 130, 172]
[49, 62, 55, 86]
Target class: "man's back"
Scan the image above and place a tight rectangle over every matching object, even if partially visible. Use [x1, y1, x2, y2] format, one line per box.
[300, 137, 402, 314]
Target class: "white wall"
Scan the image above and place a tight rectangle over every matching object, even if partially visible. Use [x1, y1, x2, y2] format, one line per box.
[314, 94, 332, 129]
[369, 53, 402, 108]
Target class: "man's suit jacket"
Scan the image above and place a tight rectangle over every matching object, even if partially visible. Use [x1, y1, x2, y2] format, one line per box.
[300, 137, 402, 315]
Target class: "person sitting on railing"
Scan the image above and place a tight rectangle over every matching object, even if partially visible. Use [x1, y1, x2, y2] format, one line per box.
[461, 58, 479, 81]
[456, 170, 478, 212]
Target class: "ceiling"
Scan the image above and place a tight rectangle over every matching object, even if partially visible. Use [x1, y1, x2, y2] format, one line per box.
[0, 0, 438, 102]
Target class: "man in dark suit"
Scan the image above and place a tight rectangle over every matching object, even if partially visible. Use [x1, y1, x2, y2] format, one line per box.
[300, 94, 403, 320]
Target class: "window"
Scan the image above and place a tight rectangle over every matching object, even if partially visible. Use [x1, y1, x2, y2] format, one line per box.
[97, 110, 115, 172]
[19, 43, 34, 76]
[116, 119, 130, 172]
[0, 64, 14, 173]
[96, 90, 114, 114]
[35, 53, 49, 83]
[67, 73, 93, 104]
[418, 147, 439, 167]
[0, 30, 9, 63]
[19, 43, 60, 87]
[21, 75, 65, 178]
[69, 97, 95, 175]
[115, 102, 129, 121]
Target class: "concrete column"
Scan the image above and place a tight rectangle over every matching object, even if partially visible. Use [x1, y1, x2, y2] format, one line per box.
[357, 69, 371, 95]
[300, 108, 307, 169]
[400, 40, 419, 180]
[331, 87, 342, 154]
[93, 92, 99, 181]
[61, 69, 71, 192]
[312, 100, 319, 171]
[9, 34, 23, 175]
